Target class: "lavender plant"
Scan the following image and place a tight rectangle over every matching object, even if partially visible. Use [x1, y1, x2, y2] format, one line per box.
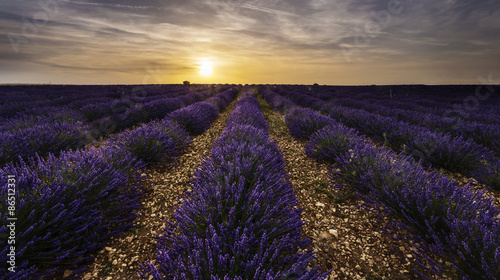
[0, 147, 145, 279]
[80, 102, 115, 122]
[0, 121, 90, 166]
[305, 124, 366, 164]
[259, 88, 296, 114]
[167, 102, 219, 135]
[225, 106, 268, 131]
[142, 98, 182, 120]
[285, 108, 336, 141]
[108, 119, 191, 166]
[205, 88, 239, 112]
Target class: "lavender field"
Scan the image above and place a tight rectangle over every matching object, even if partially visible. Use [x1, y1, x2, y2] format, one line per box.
[1, 84, 500, 280]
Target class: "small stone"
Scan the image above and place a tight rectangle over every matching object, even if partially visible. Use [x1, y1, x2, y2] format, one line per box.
[406, 254, 413, 259]
[112, 259, 118, 265]
[105, 247, 113, 252]
[315, 202, 325, 207]
[83, 273, 92, 280]
[328, 229, 338, 238]
[63, 270, 72, 278]
[355, 265, 361, 270]
[318, 231, 333, 241]
[131, 256, 139, 262]
[399, 246, 405, 252]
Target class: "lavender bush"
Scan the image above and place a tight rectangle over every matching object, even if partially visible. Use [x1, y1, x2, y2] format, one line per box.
[0, 110, 82, 133]
[167, 102, 219, 135]
[225, 106, 268, 131]
[142, 98, 182, 121]
[259, 88, 296, 114]
[80, 102, 115, 122]
[285, 108, 336, 141]
[0, 147, 145, 279]
[111, 104, 151, 132]
[205, 88, 239, 112]
[305, 124, 366, 164]
[108, 119, 191, 166]
[0, 121, 90, 166]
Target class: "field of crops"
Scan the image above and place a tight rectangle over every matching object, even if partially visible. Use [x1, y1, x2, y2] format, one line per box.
[1, 84, 499, 280]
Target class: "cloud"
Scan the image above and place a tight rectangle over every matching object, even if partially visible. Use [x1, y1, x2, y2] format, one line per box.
[0, 0, 499, 84]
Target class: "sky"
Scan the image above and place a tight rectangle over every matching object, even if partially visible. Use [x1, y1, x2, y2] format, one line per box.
[0, 0, 499, 85]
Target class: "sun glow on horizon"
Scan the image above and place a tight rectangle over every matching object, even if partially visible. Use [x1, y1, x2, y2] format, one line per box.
[199, 59, 213, 77]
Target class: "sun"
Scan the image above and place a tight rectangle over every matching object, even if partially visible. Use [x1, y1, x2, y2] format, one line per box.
[199, 60, 213, 77]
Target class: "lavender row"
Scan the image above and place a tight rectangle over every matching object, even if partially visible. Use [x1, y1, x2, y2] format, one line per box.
[0, 84, 223, 116]
[278, 85, 500, 126]
[269, 88, 500, 191]
[83, 87, 233, 135]
[300, 84, 500, 115]
[140, 89, 328, 279]
[0, 87, 238, 279]
[0, 84, 233, 130]
[0, 87, 239, 167]
[327, 106, 500, 190]
[261, 90, 500, 279]
[299, 93, 500, 156]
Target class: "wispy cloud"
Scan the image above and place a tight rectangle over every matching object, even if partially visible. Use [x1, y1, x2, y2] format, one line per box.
[0, 0, 499, 84]
[64, 1, 161, 10]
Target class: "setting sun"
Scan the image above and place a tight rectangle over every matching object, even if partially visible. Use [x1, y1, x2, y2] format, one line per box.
[199, 60, 213, 77]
